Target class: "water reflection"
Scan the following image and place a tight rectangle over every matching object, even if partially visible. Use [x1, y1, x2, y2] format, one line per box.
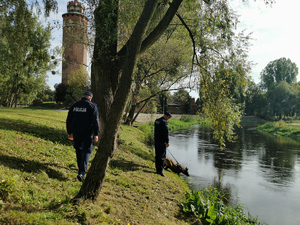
[169, 124, 300, 225]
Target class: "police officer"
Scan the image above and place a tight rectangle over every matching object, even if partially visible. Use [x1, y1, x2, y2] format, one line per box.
[66, 91, 100, 182]
[154, 111, 172, 177]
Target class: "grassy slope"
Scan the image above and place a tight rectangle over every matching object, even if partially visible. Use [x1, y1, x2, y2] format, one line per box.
[0, 108, 193, 225]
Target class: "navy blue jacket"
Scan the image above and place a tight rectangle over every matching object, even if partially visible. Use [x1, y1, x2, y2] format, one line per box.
[154, 116, 169, 145]
[66, 97, 100, 136]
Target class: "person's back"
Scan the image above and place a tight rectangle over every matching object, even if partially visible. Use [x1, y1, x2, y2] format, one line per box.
[67, 97, 98, 136]
[154, 117, 168, 145]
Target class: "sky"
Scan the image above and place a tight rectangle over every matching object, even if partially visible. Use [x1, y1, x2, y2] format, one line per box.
[45, 0, 300, 98]
[230, 0, 300, 84]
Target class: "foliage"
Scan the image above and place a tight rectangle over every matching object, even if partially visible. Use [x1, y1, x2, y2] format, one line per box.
[37, 85, 55, 102]
[124, 33, 192, 124]
[54, 65, 91, 105]
[0, 1, 58, 107]
[260, 57, 298, 91]
[68, 65, 91, 92]
[245, 58, 300, 119]
[200, 61, 247, 148]
[64, 65, 92, 104]
[268, 81, 297, 119]
[244, 81, 267, 117]
[186, 0, 252, 148]
[181, 188, 263, 225]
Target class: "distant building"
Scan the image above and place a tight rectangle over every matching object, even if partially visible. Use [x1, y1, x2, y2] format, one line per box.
[62, 0, 88, 84]
[157, 98, 199, 115]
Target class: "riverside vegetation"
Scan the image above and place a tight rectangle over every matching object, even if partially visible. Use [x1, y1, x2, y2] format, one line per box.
[257, 120, 300, 139]
[0, 108, 263, 224]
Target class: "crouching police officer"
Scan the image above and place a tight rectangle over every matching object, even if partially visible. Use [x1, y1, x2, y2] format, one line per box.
[66, 91, 100, 182]
[154, 111, 172, 177]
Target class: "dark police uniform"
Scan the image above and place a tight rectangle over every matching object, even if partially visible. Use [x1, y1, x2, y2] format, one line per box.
[154, 116, 169, 175]
[66, 96, 100, 179]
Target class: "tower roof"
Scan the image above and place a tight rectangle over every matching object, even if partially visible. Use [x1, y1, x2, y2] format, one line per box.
[67, 0, 85, 14]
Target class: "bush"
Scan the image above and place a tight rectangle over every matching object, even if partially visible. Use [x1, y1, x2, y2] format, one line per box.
[32, 99, 43, 106]
[181, 188, 262, 225]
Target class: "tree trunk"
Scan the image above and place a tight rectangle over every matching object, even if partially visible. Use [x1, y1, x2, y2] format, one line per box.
[125, 72, 142, 125]
[125, 103, 137, 125]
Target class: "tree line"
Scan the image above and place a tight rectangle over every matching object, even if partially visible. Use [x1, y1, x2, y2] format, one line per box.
[245, 57, 299, 120]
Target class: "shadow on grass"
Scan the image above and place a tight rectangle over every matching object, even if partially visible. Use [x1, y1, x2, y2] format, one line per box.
[0, 118, 71, 146]
[0, 153, 68, 181]
[109, 158, 151, 172]
[175, 209, 202, 225]
[125, 147, 154, 162]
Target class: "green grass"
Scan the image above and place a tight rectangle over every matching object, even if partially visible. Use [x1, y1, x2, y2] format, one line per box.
[0, 109, 262, 224]
[257, 120, 300, 138]
[0, 108, 192, 224]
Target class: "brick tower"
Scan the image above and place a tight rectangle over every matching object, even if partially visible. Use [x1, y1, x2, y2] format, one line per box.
[62, 0, 88, 84]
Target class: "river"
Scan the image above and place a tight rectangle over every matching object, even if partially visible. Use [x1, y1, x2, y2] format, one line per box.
[168, 124, 300, 225]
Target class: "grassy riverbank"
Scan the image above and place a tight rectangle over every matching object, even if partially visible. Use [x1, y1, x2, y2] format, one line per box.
[0, 108, 262, 224]
[257, 120, 300, 138]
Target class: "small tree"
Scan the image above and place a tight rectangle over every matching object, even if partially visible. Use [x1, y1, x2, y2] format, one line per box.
[67, 65, 91, 103]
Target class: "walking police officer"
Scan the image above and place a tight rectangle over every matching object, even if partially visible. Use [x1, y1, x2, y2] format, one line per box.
[66, 91, 100, 182]
[154, 111, 172, 177]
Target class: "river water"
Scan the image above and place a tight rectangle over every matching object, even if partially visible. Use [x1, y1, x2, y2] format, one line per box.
[168, 124, 300, 225]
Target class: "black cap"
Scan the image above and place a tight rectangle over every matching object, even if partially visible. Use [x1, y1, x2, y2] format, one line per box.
[83, 91, 93, 97]
[164, 111, 172, 118]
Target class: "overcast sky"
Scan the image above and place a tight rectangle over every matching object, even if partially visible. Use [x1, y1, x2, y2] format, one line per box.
[46, 0, 300, 98]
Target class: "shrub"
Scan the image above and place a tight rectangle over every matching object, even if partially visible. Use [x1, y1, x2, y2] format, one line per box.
[32, 99, 43, 106]
[181, 188, 262, 225]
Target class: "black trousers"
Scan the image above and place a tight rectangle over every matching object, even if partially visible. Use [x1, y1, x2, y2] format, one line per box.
[73, 134, 93, 176]
[155, 143, 166, 173]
